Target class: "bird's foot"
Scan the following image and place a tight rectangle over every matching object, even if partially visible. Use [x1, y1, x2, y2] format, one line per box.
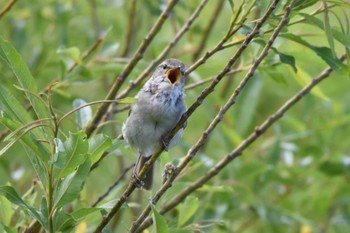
[160, 135, 169, 151]
[132, 170, 144, 189]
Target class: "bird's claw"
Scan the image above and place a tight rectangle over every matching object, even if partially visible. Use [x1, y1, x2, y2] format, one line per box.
[160, 135, 169, 151]
[132, 172, 144, 189]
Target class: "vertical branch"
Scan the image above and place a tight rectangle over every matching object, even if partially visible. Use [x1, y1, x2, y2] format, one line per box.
[120, 0, 137, 57]
[85, 0, 179, 137]
[192, 0, 225, 61]
[90, 0, 102, 39]
[131, 0, 295, 230]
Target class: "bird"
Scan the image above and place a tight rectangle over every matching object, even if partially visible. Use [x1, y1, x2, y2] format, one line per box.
[122, 58, 186, 190]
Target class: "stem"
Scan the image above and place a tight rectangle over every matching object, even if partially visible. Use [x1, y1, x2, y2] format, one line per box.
[0, 0, 17, 19]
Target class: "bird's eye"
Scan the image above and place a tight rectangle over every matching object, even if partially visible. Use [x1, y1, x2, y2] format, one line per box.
[162, 64, 168, 70]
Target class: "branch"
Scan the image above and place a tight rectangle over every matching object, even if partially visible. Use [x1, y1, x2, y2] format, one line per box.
[0, 36, 106, 142]
[85, 0, 179, 137]
[137, 53, 346, 232]
[116, 0, 209, 100]
[192, 0, 225, 61]
[130, 0, 295, 230]
[92, 163, 135, 207]
[120, 0, 137, 57]
[0, 0, 17, 19]
[92, 1, 280, 231]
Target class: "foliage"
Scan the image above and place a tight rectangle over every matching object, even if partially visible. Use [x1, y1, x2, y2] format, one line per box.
[0, 0, 350, 232]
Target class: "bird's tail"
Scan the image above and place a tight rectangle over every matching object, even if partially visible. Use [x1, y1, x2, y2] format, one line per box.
[137, 155, 154, 190]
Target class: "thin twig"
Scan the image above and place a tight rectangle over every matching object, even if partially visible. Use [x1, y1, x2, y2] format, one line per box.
[131, 0, 294, 230]
[85, 0, 179, 137]
[92, 163, 135, 207]
[185, 67, 246, 90]
[192, 0, 225, 61]
[116, 0, 209, 100]
[185, 0, 255, 76]
[120, 0, 137, 57]
[0, 36, 106, 142]
[0, 0, 17, 19]
[137, 53, 346, 232]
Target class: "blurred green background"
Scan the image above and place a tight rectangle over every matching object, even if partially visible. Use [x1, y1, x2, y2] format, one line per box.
[0, 0, 350, 232]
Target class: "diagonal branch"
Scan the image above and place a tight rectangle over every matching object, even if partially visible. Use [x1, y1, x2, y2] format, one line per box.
[92, 1, 280, 232]
[136, 53, 346, 232]
[0, 0, 17, 19]
[130, 0, 297, 230]
[85, 0, 179, 137]
[116, 0, 210, 100]
[192, 0, 225, 61]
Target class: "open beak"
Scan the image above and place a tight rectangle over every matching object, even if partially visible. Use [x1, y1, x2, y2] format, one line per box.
[166, 67, 181, 86]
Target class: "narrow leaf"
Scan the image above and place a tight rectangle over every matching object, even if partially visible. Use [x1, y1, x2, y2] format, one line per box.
[57, 46, 82, 63]
[177, 196, 199, 227]
[88, 134, 112, 164]
[0, 196, 13, 226]
[71, 208, 101, 221]
[0, 117, 50, 162]
[54, 131, 89, 178]
[280, 33, 346, 70]
[0, 85, 33, 124]
[322, 0, 336, 56]
[0, 186, 46, 228]
[74, 99, 92, 129]
[0, 37, 49, 120]
[151, 204, 170, 233]
[54, 160, 91, 209]
[299, 13, 350, 49]
[288, 66, 329, 100]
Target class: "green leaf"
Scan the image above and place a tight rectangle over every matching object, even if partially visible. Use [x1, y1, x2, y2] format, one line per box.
[322, 1, 336, 56]
[57, 46, 81, 63]
[73, 99, 92, 129]
[300, 13, 350, 49]
[278, 52, 297, 72]
[23, 147, 49, 189]
[293, 0, 319, 10]
[71, 207, 101, 221]
[177, 196, 199, 227]
[53, 131, 89, 178]
[0, 196, 13, 226]
[0, 117, 50, 162]
[39, 197, 49, 228]
[0, 85, 33, 124]
[88, 134, 112, 164]
[235, 78, 263, 135]
[280, 33, 347, 70]
[227, 0, 234, 12]
[0, 37, 50, 120]
[151, 204, 170, 233]
[288, 66, 329, 100]
[53, 211, 75, 232]
[253, 39, 297, 72]
[53, 159, 91, 209]
[0, 186, 46, 228]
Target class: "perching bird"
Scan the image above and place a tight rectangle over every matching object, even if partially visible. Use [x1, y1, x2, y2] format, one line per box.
[122, 58, 186, 190]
